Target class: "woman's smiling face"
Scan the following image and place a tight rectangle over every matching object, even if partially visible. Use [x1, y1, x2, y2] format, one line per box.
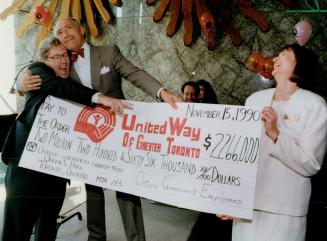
[272, 48, 297, 81]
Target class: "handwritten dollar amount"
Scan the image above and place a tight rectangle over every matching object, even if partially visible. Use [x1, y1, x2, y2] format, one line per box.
[203, 133, 259, 164]
[222, 107, 260, 122]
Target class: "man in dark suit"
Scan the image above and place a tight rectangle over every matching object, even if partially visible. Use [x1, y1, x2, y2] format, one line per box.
[21, 17, 180, 241]
[2, 36, 129, 241]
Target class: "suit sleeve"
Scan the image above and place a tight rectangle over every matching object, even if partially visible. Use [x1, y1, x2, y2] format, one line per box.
[247, 92, 327, 177]
[269, 97, 327, 177]
[106, 45, 163, 99]
[29, 63, 97, 106]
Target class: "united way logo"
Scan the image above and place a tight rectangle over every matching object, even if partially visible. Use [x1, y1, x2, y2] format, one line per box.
[74, 106, 116, 143]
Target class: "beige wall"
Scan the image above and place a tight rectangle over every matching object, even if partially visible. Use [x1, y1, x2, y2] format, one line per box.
[0, 1, 16, 114]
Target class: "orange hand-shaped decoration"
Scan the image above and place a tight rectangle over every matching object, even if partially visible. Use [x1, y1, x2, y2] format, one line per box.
[33, 6, 48, 25]
[148, 0, 271, 50]
[247, 52, 274, 80]
[199, 12, 216, 50]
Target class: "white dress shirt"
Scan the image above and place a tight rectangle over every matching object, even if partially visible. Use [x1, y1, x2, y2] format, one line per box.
[73, 42, 92, 88]
[72, 43, 101, 103]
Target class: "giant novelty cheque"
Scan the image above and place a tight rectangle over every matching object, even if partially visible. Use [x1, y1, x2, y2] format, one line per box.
[19, 95, 262, 219]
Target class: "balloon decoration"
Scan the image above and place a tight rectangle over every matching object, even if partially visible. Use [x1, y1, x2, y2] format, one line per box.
[33, 6, 48, 25]
[247, 52, 263, 73]
[293, 20, 312, 46]
[259, 57, 274, 80]
[247, 52, 274, 80]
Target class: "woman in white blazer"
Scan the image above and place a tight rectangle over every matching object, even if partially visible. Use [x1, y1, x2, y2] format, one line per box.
[219, 44, 327, 241]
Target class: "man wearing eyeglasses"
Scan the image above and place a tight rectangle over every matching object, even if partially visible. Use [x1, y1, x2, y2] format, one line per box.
[20, 17, 180, 241]
[2, 36, 131, 241]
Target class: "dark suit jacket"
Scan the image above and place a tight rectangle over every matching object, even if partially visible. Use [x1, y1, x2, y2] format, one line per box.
[70, 44, 163, 99]
[1, 62, 97, 166]
[0, 114, 18, 151]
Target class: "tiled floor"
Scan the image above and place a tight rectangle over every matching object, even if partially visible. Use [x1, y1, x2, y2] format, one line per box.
[0, 180, 199, 241]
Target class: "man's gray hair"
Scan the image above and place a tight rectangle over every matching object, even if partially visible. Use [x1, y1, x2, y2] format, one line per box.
[37, 35, 61, 60]
[53, 17, 82, 38]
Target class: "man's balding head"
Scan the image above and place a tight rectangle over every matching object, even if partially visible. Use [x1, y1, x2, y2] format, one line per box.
[53, 17, 86, 52]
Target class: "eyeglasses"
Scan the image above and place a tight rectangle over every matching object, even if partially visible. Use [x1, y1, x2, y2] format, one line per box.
[47, 53, 69, 62]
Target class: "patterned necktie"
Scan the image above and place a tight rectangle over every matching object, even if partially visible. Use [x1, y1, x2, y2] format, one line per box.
[70, 48, 84, 62]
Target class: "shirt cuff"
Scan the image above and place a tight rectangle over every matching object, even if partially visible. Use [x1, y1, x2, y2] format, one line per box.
[156, 87, 167, 102]
[92, 92, 102, 104]
[16, 81, 26, 95]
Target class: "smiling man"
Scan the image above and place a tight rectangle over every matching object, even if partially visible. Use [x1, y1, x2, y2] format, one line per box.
[2, 36, 129, 241]
[21, 17, 180, 241]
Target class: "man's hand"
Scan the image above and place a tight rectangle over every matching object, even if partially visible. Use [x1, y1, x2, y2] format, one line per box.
[98, 94, 133, 114]
[159, 89, 181, 109]
[19, 70, 41, 92]
[261, 106, 279, 142]
[216, 214, 235, 221]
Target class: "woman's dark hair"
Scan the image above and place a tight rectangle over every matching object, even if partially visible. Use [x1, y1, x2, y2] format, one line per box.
[181, 81, 200, 96]
[196, 79, 218, 104]
[283, 44, 325, 96]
